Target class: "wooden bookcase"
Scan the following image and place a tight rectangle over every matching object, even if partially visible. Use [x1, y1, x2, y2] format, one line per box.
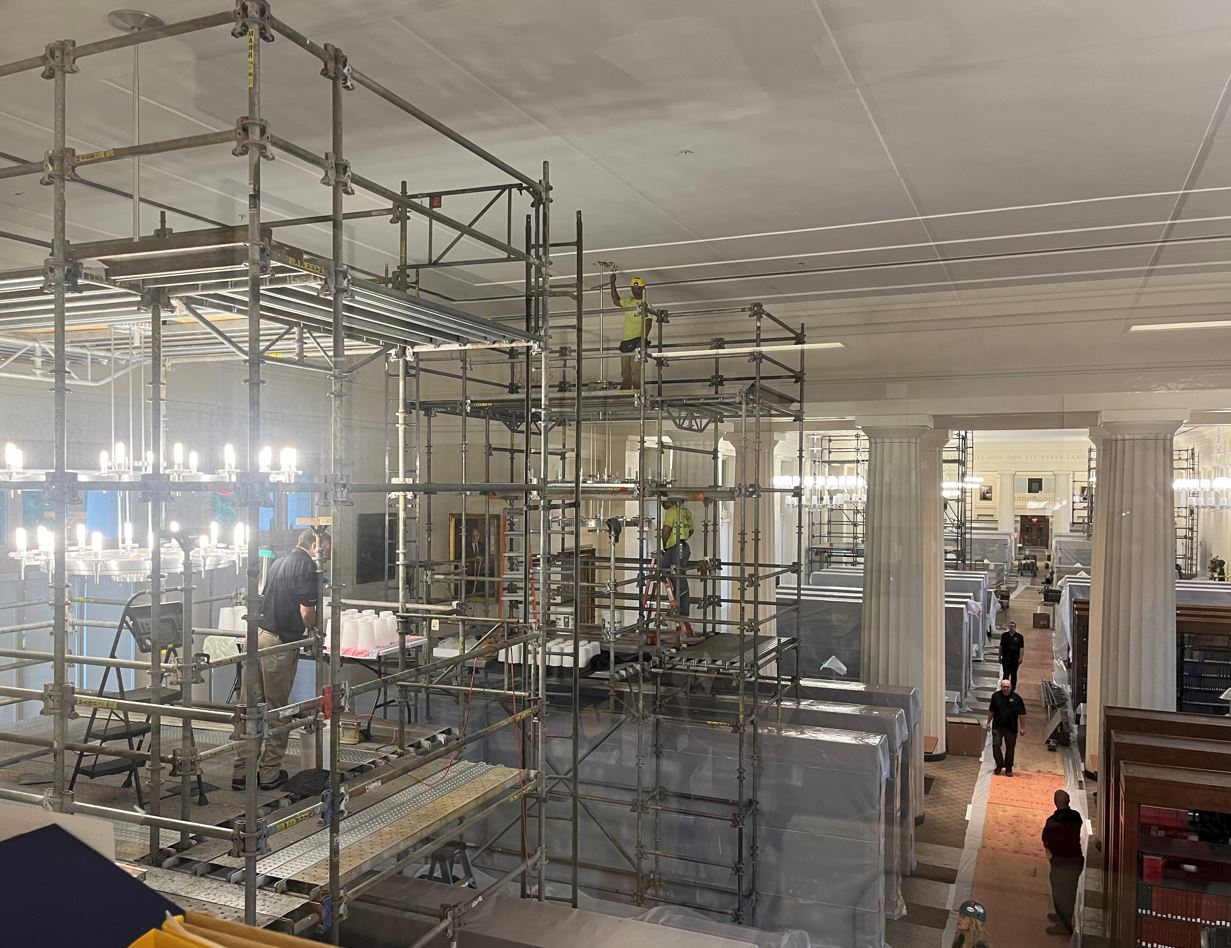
[1113, 763, 1231, 947]
[1100, 711, 1231, 931]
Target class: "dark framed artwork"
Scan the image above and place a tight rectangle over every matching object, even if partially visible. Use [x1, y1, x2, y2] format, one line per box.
[449, 512, 501, 598]
[355, 511, 396, 585]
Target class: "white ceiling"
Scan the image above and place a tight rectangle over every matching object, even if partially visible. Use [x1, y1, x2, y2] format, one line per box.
[3, 0, 1231, 415]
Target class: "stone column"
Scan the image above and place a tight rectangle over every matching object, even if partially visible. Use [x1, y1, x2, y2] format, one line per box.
[1054, 471, 1074, 536]
[860, 422, 930, 694]
[920, 429, 949, 754]
[1085, 416, 1185, 771]
[997, 472, 1017, 535]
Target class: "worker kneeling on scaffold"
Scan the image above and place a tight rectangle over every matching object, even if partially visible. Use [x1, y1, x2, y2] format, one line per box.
[658, 497, 695, 634]
[610, 273, 652, 390]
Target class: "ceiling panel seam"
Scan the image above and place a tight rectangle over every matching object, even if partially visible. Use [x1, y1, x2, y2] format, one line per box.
[808, 0, 962, 304]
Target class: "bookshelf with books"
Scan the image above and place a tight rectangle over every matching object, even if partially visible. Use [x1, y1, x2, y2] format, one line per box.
[1101, 710, 1231, 934]
[1113, 763, 1231, 947]
[1179, 623, 1231, 715]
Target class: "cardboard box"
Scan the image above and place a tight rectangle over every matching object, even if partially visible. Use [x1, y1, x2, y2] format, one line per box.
[946, 717, 987, 758]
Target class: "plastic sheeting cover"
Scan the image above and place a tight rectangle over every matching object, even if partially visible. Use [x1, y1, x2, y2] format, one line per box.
[475, 707, 889, 948]
[669, 692, 909, 919]
[792, 678, 924, 833]
[634, 907, 810, 948]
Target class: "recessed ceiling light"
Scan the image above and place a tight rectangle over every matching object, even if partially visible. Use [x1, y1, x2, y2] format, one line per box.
[1128, 320, 1231, 332]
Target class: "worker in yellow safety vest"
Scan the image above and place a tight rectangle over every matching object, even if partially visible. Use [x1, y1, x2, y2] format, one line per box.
[658, 497, 695, 629]
[610, 273, 652, 390]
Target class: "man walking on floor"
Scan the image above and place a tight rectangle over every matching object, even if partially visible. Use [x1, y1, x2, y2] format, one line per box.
[999, 620, 1025, 691]
[232, 528, 331, 791]
[1042, 789, 1085, 935]
[986, 677, 1027, 776]
[611, 273, 652, 390]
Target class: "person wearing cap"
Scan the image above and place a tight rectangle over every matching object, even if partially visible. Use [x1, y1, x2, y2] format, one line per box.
[952, 900, 992, 948]
[610, 273, 653, 390]
[1042, 789, 1084, 935]
[658, 497, 695, 634]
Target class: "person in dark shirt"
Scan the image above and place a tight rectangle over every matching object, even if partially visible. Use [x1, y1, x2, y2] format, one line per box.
[232, 529, 331, 791]
[1041, 789, 1084, 935]
[985, 678, 1027, 776]
[998, 621, 1025, 691]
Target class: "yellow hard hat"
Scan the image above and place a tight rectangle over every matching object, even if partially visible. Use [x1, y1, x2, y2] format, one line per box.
[630, 275, 646, 288]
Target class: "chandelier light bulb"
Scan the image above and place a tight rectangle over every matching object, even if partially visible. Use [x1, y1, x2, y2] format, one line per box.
[114, 441, 126, 468]
[90, 531, 103, 554]
[198, 533, 211, 550]
[233, 522, 246, 547]
[14, 527, 26, 554]
[188, 450, 199, 474]
[209, 521, 220, 545]
[75, 523, 86, 549]
[280, 446, 297, 473]
[172, 442, 184, 466]
[99, 449, 110, 472]
[259, 446, 272, 472]
[123, 521, 133, 547]
[223, 443, 236, 470]
[38, 527, 54, 554]
[168, 520, 180, 535]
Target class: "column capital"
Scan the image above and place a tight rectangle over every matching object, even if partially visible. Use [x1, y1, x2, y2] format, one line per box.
[857, 413, 933, 432]
[921, 428, 951, 451]
[858, 416, 934, 443]
[1092, 410, 1187, 441]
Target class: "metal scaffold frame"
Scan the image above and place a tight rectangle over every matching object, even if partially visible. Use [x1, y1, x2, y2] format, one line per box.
[0, 4, 566, 941]
[943, 431, 974, 567]
[803, 431, 868, 571]
[414, 289, 807, 923]
[1173, 446, 1199, 580]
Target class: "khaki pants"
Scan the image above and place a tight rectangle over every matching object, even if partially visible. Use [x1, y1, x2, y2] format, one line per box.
[233, 630, 301, 784]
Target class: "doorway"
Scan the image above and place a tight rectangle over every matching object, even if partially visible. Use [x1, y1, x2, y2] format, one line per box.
[1018, 514, 1050, 549]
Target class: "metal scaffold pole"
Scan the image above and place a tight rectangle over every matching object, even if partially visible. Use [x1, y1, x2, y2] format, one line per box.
[238, 0, 267, 925]
[46, 37, 71, 814]
[327, 40, 349, 943]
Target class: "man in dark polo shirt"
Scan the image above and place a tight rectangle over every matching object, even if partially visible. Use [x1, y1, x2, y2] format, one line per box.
[986, 677, 1027, 776]
[1042, 789, 1085, 935]
[998, 621, 1025, 691]
[232, 529, 330, 791]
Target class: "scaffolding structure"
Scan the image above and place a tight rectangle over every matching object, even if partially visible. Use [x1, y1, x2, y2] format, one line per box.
[1174, 447, 1199, 579]
[417, 294, 807, 922]
[803, 431, 868, 571]
[0, 5, 570, 941]
[942, 431, 973, 567]
[1081, 445, 1097, 538]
